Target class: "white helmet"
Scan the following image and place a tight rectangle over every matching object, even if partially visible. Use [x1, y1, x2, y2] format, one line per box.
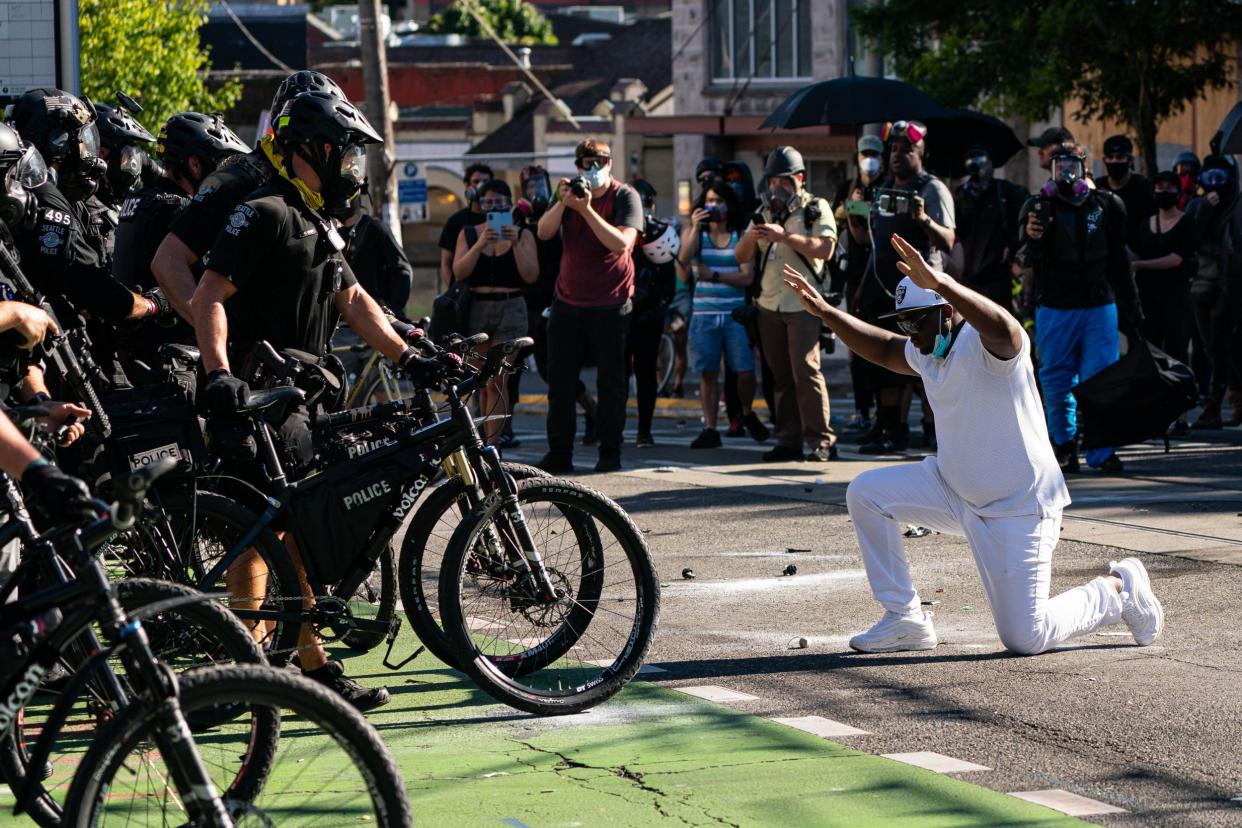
[641, 218, 680, 264]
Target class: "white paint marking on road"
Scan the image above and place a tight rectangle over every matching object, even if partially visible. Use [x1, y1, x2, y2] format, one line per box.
[676, 685, 759, 703]
[584, 659, 668, 675]
[882, 751, 990, 773]
[1008, 789, 1126, 816]
[1095, 631, 1132, 637]
[772, 715, 871, 738]
[661, 570, 867, 595]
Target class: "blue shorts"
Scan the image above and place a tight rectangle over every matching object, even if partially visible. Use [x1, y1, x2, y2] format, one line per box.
[689, 311, 755, 374]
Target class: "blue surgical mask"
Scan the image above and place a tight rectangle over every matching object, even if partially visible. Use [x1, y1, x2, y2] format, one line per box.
[930, 309, 952, 358]
[582, 163, 609, 190]
[860, 157, 881, 179]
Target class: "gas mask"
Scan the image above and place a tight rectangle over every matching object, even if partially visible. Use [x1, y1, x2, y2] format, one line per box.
[524, 174, 550, 217]
[764, 178, 797, 216]
[1049, 155, 1089, 204]
[1200, 167, 1232, 197]
[965, 154, 993, 182]
[859, 156, 882, 180]
[581, 161, 610, 190]
[303, 142, 368, 217]
[0, 143, 48, 229]
[53, 120, 105, 201]
[99, 142, 148, 202]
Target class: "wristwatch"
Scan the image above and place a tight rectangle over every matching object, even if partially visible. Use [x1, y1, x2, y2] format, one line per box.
[710, 270, 720, 283]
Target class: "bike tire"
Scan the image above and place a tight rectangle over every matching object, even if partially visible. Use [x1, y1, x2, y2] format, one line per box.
[127, 490, 303, 664]
[398, 462, 546, 669]
[337, 539, 397, 652]
[0, 579, 267, 828]
[439, 478, 660, 715]
[655, 333, 675, 396]
[62, 664, 412, 827]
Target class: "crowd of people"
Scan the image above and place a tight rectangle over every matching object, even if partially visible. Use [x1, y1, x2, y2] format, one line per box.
[433, 117, 1238, 476]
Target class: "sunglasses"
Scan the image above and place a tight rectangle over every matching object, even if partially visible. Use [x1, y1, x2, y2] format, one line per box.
[894, 307, 938, 335]
[576, 156, 610, 170]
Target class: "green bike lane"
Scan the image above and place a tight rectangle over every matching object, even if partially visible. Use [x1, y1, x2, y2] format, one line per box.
[337, 627, 1086, 828]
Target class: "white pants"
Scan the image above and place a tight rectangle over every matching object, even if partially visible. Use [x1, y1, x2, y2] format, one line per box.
[845, 458, 1123, 655]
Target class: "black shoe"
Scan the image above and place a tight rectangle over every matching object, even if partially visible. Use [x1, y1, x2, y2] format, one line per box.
[1053, 440, 1080, 473]
[636, 432, 655, 448]
[762, 445, 804, 462]
[1169, 418, 1190, 438]
[742, 412, 770, 442]
[724, 418, 745, 438]
[289, 656, 344, 676]
[806, 444, 838, 462]
[669, 384, 684, 399]
[1099, 454, 1124, 474]
[303, 664, 390, 713]
[498, 432, 522, 449]
[594, 453, 622, 473]
[858, 436, 899, 455]
[691, 428, 722, 448]
[536, 453, 575, 474]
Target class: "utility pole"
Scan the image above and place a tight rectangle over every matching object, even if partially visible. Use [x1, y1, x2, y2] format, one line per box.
[357, 0, 402, 243]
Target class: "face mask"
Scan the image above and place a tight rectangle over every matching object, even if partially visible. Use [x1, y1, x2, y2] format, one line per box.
[1154, 191, 1179, 210]
[766, 181, 794, 213]
[930, 308, 952, 359]
[582, 162, 610, 190]
[965, 155, 992, 181]
[103, 143, 146, 201]
[1, 144, 47, 229]
[1105, 161, 1130, 180]
[859, 156, 881, 179]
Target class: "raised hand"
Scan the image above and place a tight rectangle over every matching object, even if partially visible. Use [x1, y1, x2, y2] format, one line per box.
[781, 262, 831, 317]
[890, 234, 943, 290]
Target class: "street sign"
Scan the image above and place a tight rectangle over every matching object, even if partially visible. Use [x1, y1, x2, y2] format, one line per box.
[0, 0, 77, 99]
[397, 172, 428, 224]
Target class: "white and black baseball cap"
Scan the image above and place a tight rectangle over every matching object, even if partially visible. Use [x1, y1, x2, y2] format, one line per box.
[877, 276, 949, 319]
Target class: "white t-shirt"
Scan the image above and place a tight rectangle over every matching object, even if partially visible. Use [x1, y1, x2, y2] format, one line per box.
[905, 323, 1070, 517]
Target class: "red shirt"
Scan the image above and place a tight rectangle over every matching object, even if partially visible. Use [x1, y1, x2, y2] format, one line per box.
[555, 180, 642, 308]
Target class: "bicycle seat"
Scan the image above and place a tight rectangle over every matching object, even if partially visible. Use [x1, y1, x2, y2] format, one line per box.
[238, 386, 305, 414]
[158, 343, 201, 363]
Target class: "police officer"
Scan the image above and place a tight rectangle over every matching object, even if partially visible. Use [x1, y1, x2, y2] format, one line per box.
[112, 112, 250, 376]
[153, 70, 345, 321]
[1020, 145, 1141, 473]
[6, 89, 171, 377]
[191, 90, 449, 712]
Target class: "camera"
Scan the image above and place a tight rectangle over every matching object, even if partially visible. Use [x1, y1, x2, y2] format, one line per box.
[875, 189, 913, 216]
[569, 176, 589, 198]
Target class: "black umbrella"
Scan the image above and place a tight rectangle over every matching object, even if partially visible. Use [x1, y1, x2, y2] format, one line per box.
[1213, 99, 1242, 155]
[761, 76, 948, 130]
[922, 108, 1024, 178]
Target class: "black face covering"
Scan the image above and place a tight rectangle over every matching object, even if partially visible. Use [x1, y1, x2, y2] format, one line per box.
[1154, 191, 1179, 211]
[1105, 161, 1130, 180]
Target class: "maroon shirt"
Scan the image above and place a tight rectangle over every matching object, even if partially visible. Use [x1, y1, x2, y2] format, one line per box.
[555, 180, 643, 307]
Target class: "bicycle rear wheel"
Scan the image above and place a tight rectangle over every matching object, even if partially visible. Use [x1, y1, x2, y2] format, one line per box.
[63, 664, 412, 827]
[439, 478, 660, 715]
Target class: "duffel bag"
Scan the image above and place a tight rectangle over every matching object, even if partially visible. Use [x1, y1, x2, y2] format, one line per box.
[101, 383, 208, 476]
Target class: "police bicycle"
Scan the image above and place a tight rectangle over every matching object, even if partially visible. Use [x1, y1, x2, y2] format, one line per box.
[0, 458, 411, 827]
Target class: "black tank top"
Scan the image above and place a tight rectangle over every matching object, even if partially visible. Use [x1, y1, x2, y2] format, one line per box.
[464, 225, 524, 290]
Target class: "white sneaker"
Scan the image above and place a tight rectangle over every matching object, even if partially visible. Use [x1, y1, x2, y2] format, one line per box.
[848, 610, 938, 653]
[1110, 558, 1163, 645]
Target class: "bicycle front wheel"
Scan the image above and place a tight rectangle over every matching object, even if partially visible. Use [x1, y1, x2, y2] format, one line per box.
[439, 478, 660, 715]
[62, 664, 412, 827]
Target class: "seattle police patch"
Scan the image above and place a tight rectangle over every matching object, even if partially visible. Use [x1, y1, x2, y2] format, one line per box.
[40, 229, 63, 249]
[225, 205, 256, 237]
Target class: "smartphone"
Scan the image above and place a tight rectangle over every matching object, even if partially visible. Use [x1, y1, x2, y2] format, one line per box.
[846, 198, 871, 218]
[486, 210, 513, 234]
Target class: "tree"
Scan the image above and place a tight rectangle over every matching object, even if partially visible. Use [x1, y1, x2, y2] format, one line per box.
[851, 0, 1242, 176]
[424, 0, 558, 45]
[79, 0, 241, 135]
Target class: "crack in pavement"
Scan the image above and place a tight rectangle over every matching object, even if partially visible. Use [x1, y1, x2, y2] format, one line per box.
[509, 738, 742, 827]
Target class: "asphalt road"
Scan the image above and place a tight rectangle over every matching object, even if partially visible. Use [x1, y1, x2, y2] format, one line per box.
[501, 407, 1242, 827]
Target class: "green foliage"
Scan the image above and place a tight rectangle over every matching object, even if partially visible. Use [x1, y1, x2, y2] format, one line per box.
[79, 0, 242, 135]
[851, 0, 1242, 174]
[424, 0, 558, 45]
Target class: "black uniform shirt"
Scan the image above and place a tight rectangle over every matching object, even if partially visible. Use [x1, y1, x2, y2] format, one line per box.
[13, 180, 135, 324]
[203, 177, 357, 358]
[113, 178, 190, 292]
[169, 149, 273, 261]
[345, 213, 412, 319]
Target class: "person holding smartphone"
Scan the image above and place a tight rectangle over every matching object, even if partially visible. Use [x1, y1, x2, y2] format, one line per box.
[452, 179, 539, 445]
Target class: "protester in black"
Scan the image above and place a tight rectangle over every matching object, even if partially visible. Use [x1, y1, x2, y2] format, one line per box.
[628, 179, 676, 447]
[193, 90, 425, 713]
[1132, 171, 1196, 364]
[1097, 135, 1156, 251]
[437, 162, 492, 292]
[953, 145, 1028, 312]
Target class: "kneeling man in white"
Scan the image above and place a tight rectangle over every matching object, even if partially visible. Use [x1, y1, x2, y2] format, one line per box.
[783, 235, 1163, 655]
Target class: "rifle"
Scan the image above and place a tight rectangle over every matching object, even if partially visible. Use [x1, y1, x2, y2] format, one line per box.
[0, 239, 112, 439]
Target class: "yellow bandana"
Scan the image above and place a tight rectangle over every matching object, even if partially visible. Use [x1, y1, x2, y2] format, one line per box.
[260, 133, 324, 211]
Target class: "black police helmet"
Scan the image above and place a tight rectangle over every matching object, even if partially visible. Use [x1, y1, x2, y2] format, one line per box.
[270, 71, 345, 122]
[91, 101, 154, 148]
[7, 87, 96, 163]
[764, 145, 804, 177]
[275, 91, 381, 151]
[157, 112, 249, 171]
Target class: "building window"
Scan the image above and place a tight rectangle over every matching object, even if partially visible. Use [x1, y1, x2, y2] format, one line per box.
[709, 0, 813, 83]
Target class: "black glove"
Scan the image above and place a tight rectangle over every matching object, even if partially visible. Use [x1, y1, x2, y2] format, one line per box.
[400, 349, 464, 386]
[202, 370, 250, 416]
[21, 460, 95, 527]
[142, 288, 175, 323]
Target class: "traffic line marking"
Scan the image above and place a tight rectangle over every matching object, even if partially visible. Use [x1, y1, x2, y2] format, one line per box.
[675, 685, 759, 703]
[772, 715, 871, 737]
[585, 659, 668, 675]
[1008, 789, 1126, 816]
[882, 751, 990, 773]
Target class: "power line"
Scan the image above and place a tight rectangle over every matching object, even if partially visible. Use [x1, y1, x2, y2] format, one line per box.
[215, 0, 295, 74]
